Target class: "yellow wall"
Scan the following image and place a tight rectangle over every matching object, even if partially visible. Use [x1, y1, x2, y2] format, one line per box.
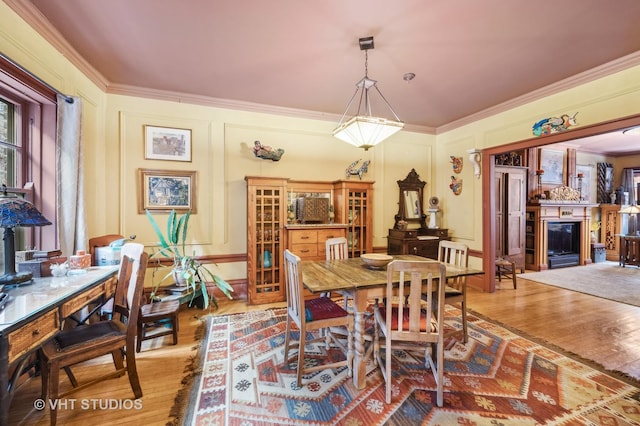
[436, 64, 640, 261]
[2, 2, 640, 282]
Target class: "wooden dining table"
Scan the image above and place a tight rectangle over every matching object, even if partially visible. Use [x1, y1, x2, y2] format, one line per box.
[300, 254, 484, 390]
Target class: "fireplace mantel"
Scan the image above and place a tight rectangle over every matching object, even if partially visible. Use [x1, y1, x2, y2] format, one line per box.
[525, 203, 599, 271]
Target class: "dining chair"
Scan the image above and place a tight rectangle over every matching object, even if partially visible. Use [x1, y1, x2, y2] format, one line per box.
[39, 251, 148, 425]
[136, 298, 180, 352]
[98, 242, 145, 320]
[88, 234, 124, 266]
[437, 240, 469, 343]
[373, 260, 447, 405]
[325, 237, 349, 305]
[495, 257, 517, 289]
[283, 249, 353, 387]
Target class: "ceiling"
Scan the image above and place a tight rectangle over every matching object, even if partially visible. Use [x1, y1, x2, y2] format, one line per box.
[7, 0, 640, 153]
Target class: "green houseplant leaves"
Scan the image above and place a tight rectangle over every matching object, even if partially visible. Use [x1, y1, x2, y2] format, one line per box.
[145, 209, 233, 309]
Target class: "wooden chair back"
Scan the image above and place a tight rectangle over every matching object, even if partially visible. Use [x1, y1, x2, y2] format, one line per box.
[101, 242, 145, 317]
[113, 249, 149, 333]
[384, 260, 446, 341]
[437, 239, 470, 343]
[326, 237, 348, 261]
[437, 240, 469, 288]
[88, 234, 124, 266]
[284, 249, 304, 328]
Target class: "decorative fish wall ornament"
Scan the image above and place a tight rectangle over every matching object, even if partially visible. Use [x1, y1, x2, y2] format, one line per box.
[532, 112, 578, 136]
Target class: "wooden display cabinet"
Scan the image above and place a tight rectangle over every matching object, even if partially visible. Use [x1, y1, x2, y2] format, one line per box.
[600, 204, 623, 261]
[386, 169, 449, 258]
[245, 176, 286, 305]
[332, 180, 374, 257]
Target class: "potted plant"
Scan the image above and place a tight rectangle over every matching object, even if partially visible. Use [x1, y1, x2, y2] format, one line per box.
[145, 209, 233, 309]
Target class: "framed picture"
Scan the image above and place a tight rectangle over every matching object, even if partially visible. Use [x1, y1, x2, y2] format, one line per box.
[576, 164, 595, 202]
[138, 169, 197, 213]
[144, 125, 192, 162]
[539, 148, 565, 184]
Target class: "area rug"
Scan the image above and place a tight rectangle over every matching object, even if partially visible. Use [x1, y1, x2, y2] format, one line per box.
[181, 306, 640, 425]
[521, 261, 640, 307]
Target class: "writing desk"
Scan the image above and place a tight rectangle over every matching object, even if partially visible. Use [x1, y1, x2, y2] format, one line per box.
[300, 254, 484, 390]
[0, 266, 118, 424]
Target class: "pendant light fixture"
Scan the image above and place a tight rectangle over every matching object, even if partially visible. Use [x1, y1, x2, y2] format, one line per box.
[332, 36, 404, 151]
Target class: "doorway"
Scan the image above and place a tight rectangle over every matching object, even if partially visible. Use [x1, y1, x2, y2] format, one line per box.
[481, 113, 640, 292]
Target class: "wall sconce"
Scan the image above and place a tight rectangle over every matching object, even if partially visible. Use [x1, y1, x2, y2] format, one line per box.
[467, 149, 482, 179]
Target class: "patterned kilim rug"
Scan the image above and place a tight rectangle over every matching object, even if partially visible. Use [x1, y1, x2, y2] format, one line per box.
[180, 306, 640, 425]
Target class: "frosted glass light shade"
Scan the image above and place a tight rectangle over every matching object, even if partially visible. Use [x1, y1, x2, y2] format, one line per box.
[332, 115, 404, 151]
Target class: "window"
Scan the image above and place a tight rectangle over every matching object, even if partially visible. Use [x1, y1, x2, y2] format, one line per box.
[0, 55, 59, 269]
[0, 99, 17, 188]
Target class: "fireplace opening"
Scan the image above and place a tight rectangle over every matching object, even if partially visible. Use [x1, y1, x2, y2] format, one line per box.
[547, 221, 580, 269]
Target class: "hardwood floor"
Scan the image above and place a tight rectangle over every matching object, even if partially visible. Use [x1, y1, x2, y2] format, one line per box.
[470, 274, 640, 380]
[9, 276, 640, 424]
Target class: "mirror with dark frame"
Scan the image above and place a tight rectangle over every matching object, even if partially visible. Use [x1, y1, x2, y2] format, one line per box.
[394, 169, 427, 229]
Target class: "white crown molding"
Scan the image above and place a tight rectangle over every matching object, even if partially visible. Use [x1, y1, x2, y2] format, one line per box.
[4, 0, 109, 91]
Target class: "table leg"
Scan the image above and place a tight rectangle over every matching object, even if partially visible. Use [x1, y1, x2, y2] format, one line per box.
[351, 291, 369, 390]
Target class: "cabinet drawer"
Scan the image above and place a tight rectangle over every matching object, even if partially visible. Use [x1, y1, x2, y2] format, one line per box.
[8, 309, 59, 363]
[317, 229, 346, 243]
[290, 230, 318, 244]
[408, 241, 438, 259]
[318, 229, 347, 259]
[291, 243, 318, 258]
[60, 284, 106, 318]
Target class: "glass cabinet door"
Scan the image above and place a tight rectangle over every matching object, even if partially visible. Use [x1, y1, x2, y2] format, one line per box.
[334, 180, 373, 258]
[246, 177, 286, 304]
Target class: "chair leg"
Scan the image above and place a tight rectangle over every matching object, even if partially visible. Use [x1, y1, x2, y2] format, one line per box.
[111, 349, 125, 376]
[296, 328, 306, 388]
[283, 317, 292, 362]
[136, 321, 144, 353]
[435, 339, 444, 407]
[48, 360, 60, 426]
[63, 366, 78, 388]
[461, 301, 468, 344]
[171, 314, 179, 345]
[385, 334, 392, 404]
[125, 343, 143, 399]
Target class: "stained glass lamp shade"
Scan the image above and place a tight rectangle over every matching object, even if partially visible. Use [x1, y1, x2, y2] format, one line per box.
[0, 189, 52, 286]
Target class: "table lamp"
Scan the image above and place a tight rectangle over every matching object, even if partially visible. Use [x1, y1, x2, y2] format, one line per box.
[0, 186, 52, 286]
[619, 204, 640, 236]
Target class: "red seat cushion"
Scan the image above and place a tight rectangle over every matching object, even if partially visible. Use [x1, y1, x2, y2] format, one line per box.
[386, 306, 436, 332]
[305, 297, 349, 322]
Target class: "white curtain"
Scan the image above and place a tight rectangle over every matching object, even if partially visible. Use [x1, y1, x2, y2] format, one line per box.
[56, 94, 87, 257]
